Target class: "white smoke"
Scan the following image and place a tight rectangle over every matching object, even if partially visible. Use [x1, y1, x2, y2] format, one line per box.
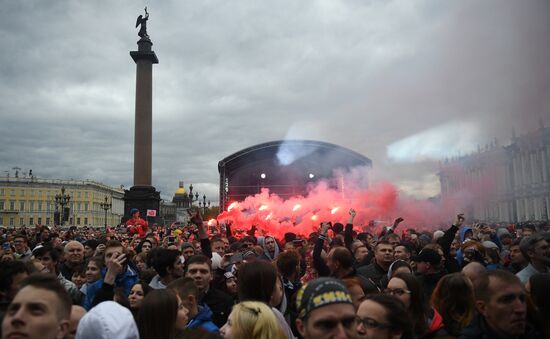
[276, 123, 320, 165]
[386, 121, 481, 163]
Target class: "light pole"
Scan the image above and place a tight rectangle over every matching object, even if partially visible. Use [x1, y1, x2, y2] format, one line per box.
[198, 194, 210, 215]
[188, 184, 199, 207]
[55, 186, 71, 226]
[100, 196, 112, 231]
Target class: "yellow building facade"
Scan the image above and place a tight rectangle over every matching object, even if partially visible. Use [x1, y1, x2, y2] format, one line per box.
[0, 176, 124, 227]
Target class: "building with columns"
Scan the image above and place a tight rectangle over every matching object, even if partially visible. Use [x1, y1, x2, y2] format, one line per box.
[439, 125, 550, 222]
[0, 176, 124, 227]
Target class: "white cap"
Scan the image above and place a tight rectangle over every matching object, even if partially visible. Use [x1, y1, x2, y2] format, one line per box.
[76, 301, 139, 339]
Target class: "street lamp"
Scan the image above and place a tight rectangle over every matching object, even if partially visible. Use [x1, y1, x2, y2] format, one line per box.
[188, 184, 200, 207]
[198, 194, 210, 215]
[55, 186, 70, 226]
[100, 196, 112, 231]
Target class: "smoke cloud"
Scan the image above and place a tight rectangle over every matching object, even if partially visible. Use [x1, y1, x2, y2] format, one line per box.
[386, 121, 480, 163]
[216, 166, 467, 238]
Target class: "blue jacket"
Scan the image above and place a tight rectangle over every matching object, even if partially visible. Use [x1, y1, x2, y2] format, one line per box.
[81, 280, 102, 311]
[81, 266, 138, 310]
[456, 227, 473, 266]
[187, 304, 219, 333]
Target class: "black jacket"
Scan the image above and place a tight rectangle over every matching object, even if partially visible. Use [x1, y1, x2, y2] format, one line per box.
[416, 271, 444, 302]
[460, 313, 541, 339]
[357, 261, 387, 289]
[201, 287, 233, 328]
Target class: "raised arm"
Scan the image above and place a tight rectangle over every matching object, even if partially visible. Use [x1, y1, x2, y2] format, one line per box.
[313, 222, 331, 277]
[344, 208, 356, 252]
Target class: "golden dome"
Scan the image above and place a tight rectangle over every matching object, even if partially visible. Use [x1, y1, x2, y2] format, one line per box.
[175, 187, 186, 195]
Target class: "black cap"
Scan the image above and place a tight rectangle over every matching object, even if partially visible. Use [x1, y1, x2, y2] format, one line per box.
[411, 248, 441, 265]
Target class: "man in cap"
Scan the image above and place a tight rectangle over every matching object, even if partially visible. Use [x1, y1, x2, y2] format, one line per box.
[295, 277, 357, 339]
[413, 247, 444, 300]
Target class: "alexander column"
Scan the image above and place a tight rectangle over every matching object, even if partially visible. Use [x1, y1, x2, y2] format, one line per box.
[124, 7, 160, 222]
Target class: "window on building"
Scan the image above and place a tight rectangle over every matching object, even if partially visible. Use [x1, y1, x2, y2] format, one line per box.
[19, 201, 25, 211]
[77, 217, 81, 225]
[84, 217, 88, 225]
[85, 192, 88, 198]
[85, 203, 88, 211]
[46, 218, 50, 225]
[0, 189, 3, 195]
[20, 189, 25, 196]
[10, 190, 15, 196]
[0, 201, 3, 210]
[19, 218, 23, 226]
[30, 202, 34, 212]
[29, 217, 33, 225]
[38, 202, 42, 211]
[78, 203, 81, 211]
[9, 218, 14, 226]
[37, 217, 42, 225]
[78, 191, 81, 198]
[10, 201, 15, 210]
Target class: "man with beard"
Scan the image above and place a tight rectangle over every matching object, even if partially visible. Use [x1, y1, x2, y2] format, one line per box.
[260, 236, 280, 262]
[516, 234, 550, 284]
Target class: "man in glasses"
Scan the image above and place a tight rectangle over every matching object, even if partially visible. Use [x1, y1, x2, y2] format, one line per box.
[296, 277, 357, 339]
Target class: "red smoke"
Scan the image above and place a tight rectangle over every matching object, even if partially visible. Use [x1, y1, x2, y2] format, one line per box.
[216, 179, 458, 239]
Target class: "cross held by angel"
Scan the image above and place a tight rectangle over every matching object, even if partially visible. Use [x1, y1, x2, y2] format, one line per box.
[136, 7, 149, 39]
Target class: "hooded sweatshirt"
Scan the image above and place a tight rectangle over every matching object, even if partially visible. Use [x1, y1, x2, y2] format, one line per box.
[187, 304, 219, 333]
[455, 226, 473, 266]
[259, 236, 280, 261]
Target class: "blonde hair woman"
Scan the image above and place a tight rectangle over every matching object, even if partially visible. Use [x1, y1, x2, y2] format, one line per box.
[220, 301, 286, 339]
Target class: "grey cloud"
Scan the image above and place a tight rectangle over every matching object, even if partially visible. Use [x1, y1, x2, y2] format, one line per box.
[1, 0, 549, 204]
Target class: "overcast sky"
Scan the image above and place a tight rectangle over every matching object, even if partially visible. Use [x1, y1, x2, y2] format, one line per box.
[1, 0, 549, 203]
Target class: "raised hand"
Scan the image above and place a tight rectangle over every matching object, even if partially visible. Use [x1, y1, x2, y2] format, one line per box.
[454, 213, 465, 227]
[393, 217, 404, 228]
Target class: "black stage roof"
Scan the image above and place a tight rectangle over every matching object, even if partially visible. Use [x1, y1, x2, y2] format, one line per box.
[218, 140, 372, 211]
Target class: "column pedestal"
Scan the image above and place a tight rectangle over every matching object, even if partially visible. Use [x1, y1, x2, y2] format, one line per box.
[124, 37, 160, 223]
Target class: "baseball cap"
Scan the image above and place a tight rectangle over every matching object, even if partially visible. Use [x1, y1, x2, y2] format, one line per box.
[411, 248, 441, 265]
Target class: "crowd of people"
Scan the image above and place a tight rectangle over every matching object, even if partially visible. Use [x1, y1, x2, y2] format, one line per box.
[0, 207, 549, 339]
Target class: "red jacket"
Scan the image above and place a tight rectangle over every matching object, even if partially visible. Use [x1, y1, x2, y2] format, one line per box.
[126, 217, 148, 238]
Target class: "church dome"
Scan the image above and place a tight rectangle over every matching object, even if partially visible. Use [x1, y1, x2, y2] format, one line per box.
[175, 187, 186, 195]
